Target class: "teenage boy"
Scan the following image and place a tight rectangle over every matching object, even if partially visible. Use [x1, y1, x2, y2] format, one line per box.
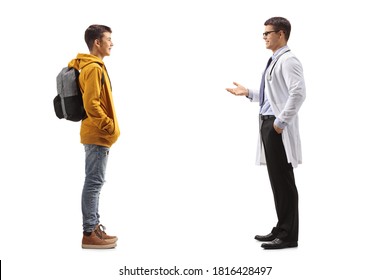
[68, 24, 120, 249]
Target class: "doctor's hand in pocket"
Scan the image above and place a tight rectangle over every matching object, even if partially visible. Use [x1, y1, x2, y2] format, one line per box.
[274, 123, 283, 134]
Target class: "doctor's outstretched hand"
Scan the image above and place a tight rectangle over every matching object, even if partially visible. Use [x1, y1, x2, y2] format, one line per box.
[226, 82, 249, 97]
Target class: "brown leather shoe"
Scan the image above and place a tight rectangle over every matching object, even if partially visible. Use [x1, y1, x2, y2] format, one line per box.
[82, 225, 117, 249]
[98, 224, 118, 242]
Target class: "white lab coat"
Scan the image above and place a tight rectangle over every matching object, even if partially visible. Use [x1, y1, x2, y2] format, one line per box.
[250, 47, 306, 168]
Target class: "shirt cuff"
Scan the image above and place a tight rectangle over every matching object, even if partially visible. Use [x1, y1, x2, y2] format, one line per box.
[246, 89, 253, 100]
[274, 118, 288, 129]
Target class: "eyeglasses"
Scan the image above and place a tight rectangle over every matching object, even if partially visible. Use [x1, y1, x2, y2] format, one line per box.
[262, 30, 280, 37]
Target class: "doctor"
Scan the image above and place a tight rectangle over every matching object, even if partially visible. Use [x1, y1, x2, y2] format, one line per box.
[226, 17, 306, 249]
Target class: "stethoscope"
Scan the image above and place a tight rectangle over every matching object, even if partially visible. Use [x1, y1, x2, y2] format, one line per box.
[267, 50, 291, 81]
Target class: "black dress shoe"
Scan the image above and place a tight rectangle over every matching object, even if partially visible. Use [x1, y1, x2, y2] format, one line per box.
[261, 238, 298, 249]
[254, 233, 276, 242]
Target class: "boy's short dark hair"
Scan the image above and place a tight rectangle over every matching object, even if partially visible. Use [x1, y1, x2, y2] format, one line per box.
[264, 17, 291, 41]
[84, 25, 112, 51]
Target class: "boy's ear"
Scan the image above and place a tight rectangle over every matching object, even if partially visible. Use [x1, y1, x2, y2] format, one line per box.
[94, 38, 101, 48]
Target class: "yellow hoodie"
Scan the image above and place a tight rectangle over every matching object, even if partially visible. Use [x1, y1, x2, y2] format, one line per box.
[68, 54, 120, 147]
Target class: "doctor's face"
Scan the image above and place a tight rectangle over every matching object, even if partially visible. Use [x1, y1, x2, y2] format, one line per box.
[263, 25, 283, 53]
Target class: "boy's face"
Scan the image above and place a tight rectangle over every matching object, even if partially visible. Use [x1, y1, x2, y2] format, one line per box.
[95, 32, 113, 58]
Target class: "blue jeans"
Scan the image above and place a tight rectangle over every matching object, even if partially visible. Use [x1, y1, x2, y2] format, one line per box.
[82, 144, 110, 232]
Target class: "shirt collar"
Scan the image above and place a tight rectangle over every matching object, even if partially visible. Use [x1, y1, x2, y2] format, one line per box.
[272, 45, 289, 59]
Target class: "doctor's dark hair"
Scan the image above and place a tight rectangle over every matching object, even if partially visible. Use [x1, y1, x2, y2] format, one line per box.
[84, 24, 112, 51]
[264, 17, 291, 41]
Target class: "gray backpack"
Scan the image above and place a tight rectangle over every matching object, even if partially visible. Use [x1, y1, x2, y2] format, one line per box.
[54, 67, 86, 122]
[53, 65, 105, 122]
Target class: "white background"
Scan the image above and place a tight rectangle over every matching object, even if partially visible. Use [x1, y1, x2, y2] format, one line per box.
[1, 0, 389, 279]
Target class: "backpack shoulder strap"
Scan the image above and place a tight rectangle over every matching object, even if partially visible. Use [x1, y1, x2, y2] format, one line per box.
[101, 72, 105, 86]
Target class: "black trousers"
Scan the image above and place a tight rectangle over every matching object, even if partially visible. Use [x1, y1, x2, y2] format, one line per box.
[260, 117, 299, 242]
